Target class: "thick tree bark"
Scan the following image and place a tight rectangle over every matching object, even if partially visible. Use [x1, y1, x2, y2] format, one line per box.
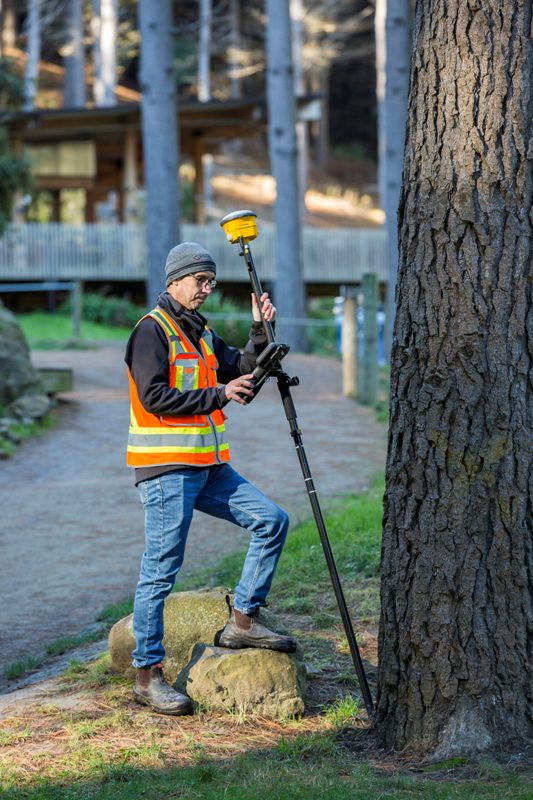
[375, 0, 411, 358]
[266, 0, 308, 352]
[139, 0, 180, 307]
[377, 0, 533, 756]
[63, 0, 86, 108]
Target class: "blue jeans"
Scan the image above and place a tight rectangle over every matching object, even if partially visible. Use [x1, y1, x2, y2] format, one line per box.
[132, 464, 289, 668]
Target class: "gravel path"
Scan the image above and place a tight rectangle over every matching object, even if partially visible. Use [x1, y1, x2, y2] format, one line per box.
[0, 343, 386, 672]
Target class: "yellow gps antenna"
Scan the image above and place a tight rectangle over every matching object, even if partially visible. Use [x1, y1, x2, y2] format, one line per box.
[219, 210, 375, 719]
[220, 210, 275, 343]
[220, 209, 258, 244]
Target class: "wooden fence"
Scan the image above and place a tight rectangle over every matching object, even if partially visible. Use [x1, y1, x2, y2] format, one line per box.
[0, 223, 388, 285]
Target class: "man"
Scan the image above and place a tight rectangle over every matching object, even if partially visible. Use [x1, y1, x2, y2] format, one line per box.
[125, 241, 296, 715]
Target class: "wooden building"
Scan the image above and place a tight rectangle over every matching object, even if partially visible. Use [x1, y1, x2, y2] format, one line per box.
[7, 98, 264, 225]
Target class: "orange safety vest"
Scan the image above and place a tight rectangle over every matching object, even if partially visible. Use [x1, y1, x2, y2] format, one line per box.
[126, 307, 230, 468]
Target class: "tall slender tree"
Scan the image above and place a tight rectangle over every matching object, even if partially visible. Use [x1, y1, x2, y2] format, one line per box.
[139, 0, 180, 307]
[197, 0, 212, 102]
[63, 0, 86, 107]
[228, 0, 242, 99]
[378, 0, 533, 756]
[23, 0, 41, 110]
[92, 0, 117, 106]
[0, 0, 16, 55]
[290, 0, 307, 227]
[266, 0, 307, 352]
[375, 0, 411, 358]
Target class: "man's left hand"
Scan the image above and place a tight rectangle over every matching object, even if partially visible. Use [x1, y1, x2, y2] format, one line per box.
[252, 292, 276, 323]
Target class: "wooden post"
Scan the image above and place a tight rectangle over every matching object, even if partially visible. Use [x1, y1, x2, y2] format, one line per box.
[123, 130, 138, 222]
[360, 273, 378, 405]
[72, 281, 82, 342]
[342, 293, 357, 398]
[193, 134, 206, 224]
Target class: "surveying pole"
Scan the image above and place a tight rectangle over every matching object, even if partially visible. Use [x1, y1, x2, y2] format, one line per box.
[219, 210, 375, 718]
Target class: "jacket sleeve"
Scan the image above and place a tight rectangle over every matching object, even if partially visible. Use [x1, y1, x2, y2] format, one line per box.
[213, 322, 271, 384]
[125, 318, 224, 416]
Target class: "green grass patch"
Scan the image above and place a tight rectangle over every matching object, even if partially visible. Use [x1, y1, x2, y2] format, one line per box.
[3, 626, 106, 680]
[0, 413, 54, 457]
[96, 594, 135, 627]
[2, 654, 41, 680]
[44, 629, 104, 657]
[17, 311, 131, 348]
[1, 749, 532, 800]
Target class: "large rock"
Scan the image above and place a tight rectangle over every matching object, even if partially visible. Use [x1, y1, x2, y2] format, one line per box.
[10, 393, 51, 421]
[109, 589, 233, 681]
[0, 301, 42, 407]
[175, 643, 306, 718]
[108, 588, 306, 717]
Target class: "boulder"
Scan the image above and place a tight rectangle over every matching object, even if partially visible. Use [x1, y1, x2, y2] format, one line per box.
[175, 643, 306, 718]
[109, 589, 232, 681]
[108, 588, 306, 717]
[0, 301, 42, 407]
[10, 393, 51, 422]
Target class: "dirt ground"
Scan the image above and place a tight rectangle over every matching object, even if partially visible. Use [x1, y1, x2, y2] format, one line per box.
[0, 343, 386, 684]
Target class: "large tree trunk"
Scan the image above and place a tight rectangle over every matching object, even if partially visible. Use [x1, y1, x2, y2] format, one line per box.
[23, 0, 41, 111]
[63, 0, 86, 107]
[266, 0, 307, 352]
[377, 0, 533, 756]
[139, 0, 180, 307]
[92, 0, 117, 106]
[375, 0, 411, 359]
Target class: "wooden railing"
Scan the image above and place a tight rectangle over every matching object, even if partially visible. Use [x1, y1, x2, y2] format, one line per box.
[0, 223, 388, 284]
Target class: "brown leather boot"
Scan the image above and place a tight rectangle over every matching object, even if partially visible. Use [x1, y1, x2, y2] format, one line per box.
[218, 596, 297, 653]
[133, 665, 193, 715]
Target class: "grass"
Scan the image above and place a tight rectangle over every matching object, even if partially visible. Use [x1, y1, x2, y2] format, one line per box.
[0, 413, 54, 457]
[2, 655, 41, 680]
[2, 627, 107, 680]
[17, 310, 131, 348]
[1, 483, 532, 799]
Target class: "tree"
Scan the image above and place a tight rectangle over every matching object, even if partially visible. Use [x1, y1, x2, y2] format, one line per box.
[197, 0, 212, 102]
[23, 0, 41, 110]
[139, 0, 180, 307]
[92, 0, 117, 106]
[63, 0, 86, 107]
[227, 0, 242, 99]
[374, 0, 411, 357]
[0, 59, 32, 233]
[290, 0, 307, 226]
[265, 0, 307, 352]
[377, 0, 533, 756]
[0, 0, 16, 55]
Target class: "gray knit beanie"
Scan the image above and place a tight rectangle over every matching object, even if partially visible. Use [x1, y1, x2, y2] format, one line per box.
[165, 242, 217, 287]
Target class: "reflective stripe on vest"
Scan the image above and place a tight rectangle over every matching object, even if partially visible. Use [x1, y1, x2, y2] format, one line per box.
[126, 307, 230, 468]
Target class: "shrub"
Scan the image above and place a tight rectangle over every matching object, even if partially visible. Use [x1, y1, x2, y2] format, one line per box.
[60, 293, 145, 329]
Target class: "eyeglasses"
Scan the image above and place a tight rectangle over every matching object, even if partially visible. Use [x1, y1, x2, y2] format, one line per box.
[191, 274, 217, 289]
